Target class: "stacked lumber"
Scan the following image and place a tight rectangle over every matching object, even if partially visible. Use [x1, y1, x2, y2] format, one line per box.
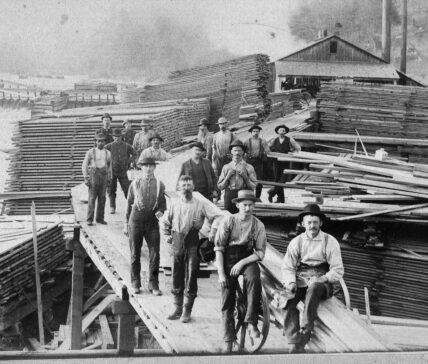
[168, 54, 271, 105]
[4, 100, 209, 214]
[31, 95, 69, 116]
[74, 81, 117, 93]
[269, 90, 306, 118]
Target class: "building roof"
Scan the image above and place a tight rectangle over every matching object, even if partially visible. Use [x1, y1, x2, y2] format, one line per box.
[277, 34, 387, 64]
[275, 60, 399, 80]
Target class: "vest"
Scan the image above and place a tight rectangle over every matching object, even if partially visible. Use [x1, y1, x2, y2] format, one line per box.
[271, 136, 292, 154]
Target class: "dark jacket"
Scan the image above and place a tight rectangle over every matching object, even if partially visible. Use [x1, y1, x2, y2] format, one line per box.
[270, 136, 292, 154]
[178, 158, 218, 194]
[123, 129, 136, 146]
[105, 140, 135, 175]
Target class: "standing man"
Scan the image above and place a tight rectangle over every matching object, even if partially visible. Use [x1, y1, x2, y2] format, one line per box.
[197, 118, 213, 161]
[82, 130, 112, 226]
[122, 119, 136, 146]
[124, 157, 166, 295]
[139, 133, 170, 162]
[244, 125, 270, 199]
[218, 140, 257, 214]
[282, 204, 344, 353]
[267, 124, 301, 203]
[160, 175, 222, 323]
[133, 118, 155, 160]
[215, 190, 267, 353]
[212, 117, 236, 176]
[100, 113, 114, 144]
[105, 128, 135, 214]
[177, 142, 218, 201]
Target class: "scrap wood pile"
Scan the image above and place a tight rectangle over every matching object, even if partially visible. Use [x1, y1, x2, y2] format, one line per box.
[4, 100, 209, 215]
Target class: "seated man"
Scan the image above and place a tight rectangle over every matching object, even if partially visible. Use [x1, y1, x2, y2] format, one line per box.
[282, 204, 344, 353]
[215, 190, 267, 353]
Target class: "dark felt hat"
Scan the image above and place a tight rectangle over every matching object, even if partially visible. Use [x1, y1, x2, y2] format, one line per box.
[149, 132, 164, 142]
[112, 128, 122, 137]
[198, 118, 210, 126]
[228, 139, 247, 152]
[248, 124, 262, 132]
[275, 124, 290, 134]
[298, 203, 326, 222]
[94, 129, 107, 140]
[137, 157, 158, 166]
[190, 141, 206, 151]
[101, 113, 112, 120]
[232, 189, 261, 203]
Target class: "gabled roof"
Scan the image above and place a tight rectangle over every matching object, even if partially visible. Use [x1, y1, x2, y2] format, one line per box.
[277, 34, 387, 64]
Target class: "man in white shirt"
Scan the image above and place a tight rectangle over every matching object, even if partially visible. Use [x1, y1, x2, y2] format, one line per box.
[133, 118, 155, 160]
[139, 133, 170, 162]
[282, 204, 344, 353]
[82, 130, 112, 225]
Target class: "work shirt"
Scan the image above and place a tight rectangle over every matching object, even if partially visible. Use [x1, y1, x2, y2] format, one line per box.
[214, 214, 267, 261]
[105, 140, 135, 175]
[82, 147, 112, 180]
[123, 129, 136, 146]
[244, 137, 270, 159]
[139, 147, 170, 162]
[212, 130, 235, 158]
[125, 177, 166, 222]
[282, 230, 344, 288]
[218, 159, 257, 190]
[133, 130, 155, 158]
[160, 196, 222, 237]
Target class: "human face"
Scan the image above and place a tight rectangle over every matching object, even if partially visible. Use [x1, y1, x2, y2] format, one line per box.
[219, 123, 227, 131]
[192, 147, 203, 159]
[151, 138, 161, 149]
[277, 127, 287, 136]
[124, 122, 131, 130]
[141, 164, 155, 178]
[302, 215, 323, 238]
[251, 129, 260, 138]
[96, 139, 106, 149]
[179, 179, 194, 200]
[141, 123, 150, 132]
[237, 200, 255, 217]
[199, 125, 207, 133]
[102, 118, 111, 129]
[231, 146, 244, 160]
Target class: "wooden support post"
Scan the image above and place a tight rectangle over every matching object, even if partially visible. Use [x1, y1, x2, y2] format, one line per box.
[70, 226, 85, 350]
[112, 300, 135, 355]
[364, 287, 371, 325]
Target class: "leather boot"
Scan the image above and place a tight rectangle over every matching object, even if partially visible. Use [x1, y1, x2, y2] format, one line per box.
[167, 295, 183, 320]
[180, 297, 194, 323]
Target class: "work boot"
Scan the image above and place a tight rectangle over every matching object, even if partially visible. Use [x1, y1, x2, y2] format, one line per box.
[289, 343, 306, 354]
[248, 323, 261, 339]
[110, 207, 115, 214]
[96, 220, 108, 225]
[223, 341, 233, 353]
[167, 295, 183, 320]
[180, 297, 195, 323]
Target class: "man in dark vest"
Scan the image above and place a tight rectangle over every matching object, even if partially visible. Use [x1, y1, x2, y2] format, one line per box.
[177, 142, 218, 201]
[244, 125, 270, 199]
[267, 124, 301, 203]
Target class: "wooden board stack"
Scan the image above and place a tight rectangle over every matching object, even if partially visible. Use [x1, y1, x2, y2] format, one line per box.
[269, 89, 306, 118]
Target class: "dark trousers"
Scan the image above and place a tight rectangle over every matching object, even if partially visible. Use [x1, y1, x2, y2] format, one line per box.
[221, 247, 261, 342]
[87, 167, 108, 223]
[247, 157, 263, 198]
[170, 229, 200, 299]
[268, 161, 289, 203]
[109, 173, 131, 208]
[283, 282, 331, 343]
[128, 213, 160, 290]
[223, 188, 239, 214]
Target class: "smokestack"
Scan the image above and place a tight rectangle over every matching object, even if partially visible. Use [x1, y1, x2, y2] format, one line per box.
[400, 0, 407, 73]
[382, 0, 392, 63]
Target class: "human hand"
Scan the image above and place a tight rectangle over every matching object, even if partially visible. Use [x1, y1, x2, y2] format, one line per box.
[308, 276, 328, 287]
[165, 236, 173, 244]
[218, 272, 228, 288]
[208, 229, 216, 242]
[230, 261, 244, 277]
[155, 211, 163, 220]
[238, 169, 248, 178]
[123, 223, 129, 236]
[284, 282, 297, 294]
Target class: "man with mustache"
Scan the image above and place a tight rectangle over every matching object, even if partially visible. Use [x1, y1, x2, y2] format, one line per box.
[281, 204, 344, 353]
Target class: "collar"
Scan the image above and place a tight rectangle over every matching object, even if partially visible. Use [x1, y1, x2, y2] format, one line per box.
[303, 230, 324, 242]
[231, 158, 243, 166]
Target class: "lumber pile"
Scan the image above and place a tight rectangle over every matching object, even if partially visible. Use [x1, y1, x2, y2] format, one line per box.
[268, 90, 306, 118]
[74, 81, 117, 93]
[31, 95, 69, 117]
[4, 100, 209, 214]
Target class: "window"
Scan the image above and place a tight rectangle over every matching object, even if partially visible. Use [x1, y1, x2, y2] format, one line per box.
[330, 41, 338, 54]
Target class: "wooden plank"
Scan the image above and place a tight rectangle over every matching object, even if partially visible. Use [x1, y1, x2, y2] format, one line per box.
[117, 313, 135, 355]
[83, 282, 110, 312]
[99, 315, 114, 350]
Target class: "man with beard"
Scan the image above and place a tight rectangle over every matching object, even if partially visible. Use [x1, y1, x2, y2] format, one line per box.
[133, 118, 155, 160]
[122, 119, 136, 146]
[197, 118, 213, 161]
[217, 140, 257, 214]
[282, 204, 344, 353]
[124, 157, 166, 295]
[212, 117, 236, 176]
[139, 133, 170, 162]
[100, 113, 114, 144]
[267, 124, 301, 203]
[161, 175, 222, 323]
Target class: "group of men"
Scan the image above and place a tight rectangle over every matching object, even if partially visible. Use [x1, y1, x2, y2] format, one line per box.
[81, 113, 344, 354]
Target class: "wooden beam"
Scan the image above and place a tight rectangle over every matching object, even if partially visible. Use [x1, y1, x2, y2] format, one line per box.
[114, 300, 135, 355]
[99, 315, 114, 349]
[83, 282, 110, 312]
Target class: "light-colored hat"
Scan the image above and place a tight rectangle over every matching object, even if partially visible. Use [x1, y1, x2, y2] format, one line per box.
[232, 190, 261, 203]
[217, 117, 228, 125]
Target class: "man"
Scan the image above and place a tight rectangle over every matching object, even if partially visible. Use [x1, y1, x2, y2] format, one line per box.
[82, 130, 112, 226]
[100, 113, 114, 144]
[122, 119, 136, 146]
[217, 140, 257, 214]
[282, 204, 344, 353]
[160, 175, 222, 323]
[212, 117, 236, 176]
[177, 142, 218, 201]
[215, 189, 267, 353]
[124, 157, 166, 295]
[197, 118, 213, 161]
[133, 118, 155, 160]
[244, 125, 270, 199]
[139, 133, 170, 162]
[105, 128, 135, 214]
[267, 124, 301, 203]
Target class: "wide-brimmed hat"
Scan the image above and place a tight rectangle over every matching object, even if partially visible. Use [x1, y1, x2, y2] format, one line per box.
[275, 124, 290, 134]
[137, 157, 158, 166]
[217, 117, 228, 125]
[101, 113, 112, 121]
[149, 133, 163, 142]
[232, 189, 261, 203]
[190, 141, 206, 151]
[198, 118, 209, 126]
[122, 119, 131, 126]
[94, 130, 107, 140]
[248, 124, 262, 132]
[298, 203, 326, 222]
[229, 139, 247, 152]
[112, 128, 122, 137]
